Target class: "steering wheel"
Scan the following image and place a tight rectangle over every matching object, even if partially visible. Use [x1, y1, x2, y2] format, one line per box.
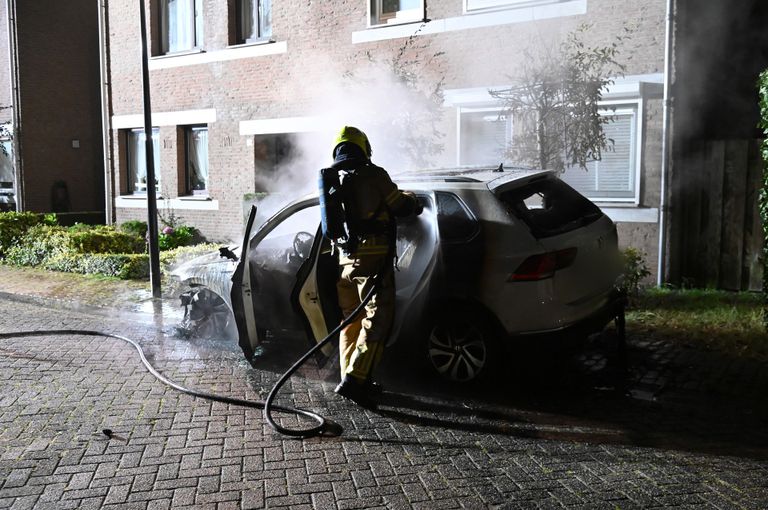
[292, 231, 314, 260]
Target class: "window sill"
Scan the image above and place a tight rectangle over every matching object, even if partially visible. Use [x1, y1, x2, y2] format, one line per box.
[599, 206, 658, 224]
[227, 38, 274, 49]
[368, 17, 429, 29]
[178, 195, 211, 201]
[116, 196, 219, 211]
[148, 41, 287, 70]
[151, 48, 205, 60]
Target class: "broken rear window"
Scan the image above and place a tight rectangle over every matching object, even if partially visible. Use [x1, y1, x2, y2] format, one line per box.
[499, 177, 603, 238]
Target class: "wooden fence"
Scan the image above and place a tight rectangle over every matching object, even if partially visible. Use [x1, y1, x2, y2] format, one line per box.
[670, 139, 764, 291]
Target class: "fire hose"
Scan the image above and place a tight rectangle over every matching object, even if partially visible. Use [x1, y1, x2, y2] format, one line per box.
[0, 263, 383, 439]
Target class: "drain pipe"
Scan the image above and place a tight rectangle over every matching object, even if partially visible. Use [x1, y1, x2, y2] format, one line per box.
[5, 0, 22, 210]
[98, 0, 114, 224]
[656, 0, 675, 286]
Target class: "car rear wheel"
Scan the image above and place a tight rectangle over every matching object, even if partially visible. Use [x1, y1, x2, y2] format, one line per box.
[425, 308, 499, 383]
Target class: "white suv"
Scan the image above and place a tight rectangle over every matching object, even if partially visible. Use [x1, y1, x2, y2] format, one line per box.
[174, 168, 625, 383]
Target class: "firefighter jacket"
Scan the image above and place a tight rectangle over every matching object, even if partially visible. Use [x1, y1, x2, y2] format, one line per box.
[331, 156, 419, 258]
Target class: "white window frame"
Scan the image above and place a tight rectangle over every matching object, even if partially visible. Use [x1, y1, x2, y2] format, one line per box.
[185, 125, 209, 196]
[454, 98, 643, 204]
[560, 100, 642, 204]
[456, 106, 514, 167]
[464, 0, 563, 14]
[160, 0, 204, 55]
[368, 0, 425, 28]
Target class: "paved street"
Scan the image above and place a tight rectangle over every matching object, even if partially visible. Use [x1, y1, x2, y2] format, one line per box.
[0, 290, 767, 509]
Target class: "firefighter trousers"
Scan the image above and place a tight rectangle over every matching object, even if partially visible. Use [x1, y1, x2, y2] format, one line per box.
[337, 252, 395, 383]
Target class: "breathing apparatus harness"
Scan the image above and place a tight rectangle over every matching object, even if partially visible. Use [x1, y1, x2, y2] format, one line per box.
[319, 163, 391, 258]
[0, 166, 398, 439]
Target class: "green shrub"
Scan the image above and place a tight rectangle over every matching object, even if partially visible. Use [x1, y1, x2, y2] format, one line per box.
[5, 224, 149, 279]
[43, 252, 149, 280]
[0, 212, 57, 257]
[3, 214, 205, 280]
[120, 220, 148, 239]
[67, 225, 144, 254]
[759, 69, 768, 325]
[4, 225, 70, 267]
[616, 247, 651, 298]
[159, 225, 197, 250]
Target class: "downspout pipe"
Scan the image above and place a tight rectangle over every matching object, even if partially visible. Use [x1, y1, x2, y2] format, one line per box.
[656, 0, 675, 286]
[5, 0, 22, 210]
[98, 0, 113, 224]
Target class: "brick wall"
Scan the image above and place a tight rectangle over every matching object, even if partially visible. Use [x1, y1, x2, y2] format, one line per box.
[107, 0, 667, 248]
[0, 2, 12, 126]
[13, 0, 104, 213]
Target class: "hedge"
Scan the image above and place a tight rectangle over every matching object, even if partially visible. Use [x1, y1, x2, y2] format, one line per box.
[4, 224, 147, 280]
[68, 225, 144, 254]
[0, 212, 57, 257]
[1, 211, 208, 280]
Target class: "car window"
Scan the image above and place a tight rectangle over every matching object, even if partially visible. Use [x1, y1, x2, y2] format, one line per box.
[435, 192, 478, 243]
[262, 205, 320, 242]
[250, 205, 319, 271]
[500, 178, 603, 238]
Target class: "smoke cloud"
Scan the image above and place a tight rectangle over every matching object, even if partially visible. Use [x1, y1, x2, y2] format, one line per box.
[250, 49, 447, 220]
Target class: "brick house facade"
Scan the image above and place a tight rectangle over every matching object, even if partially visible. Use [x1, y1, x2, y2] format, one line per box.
[103, 0, 668, 276]
[1, 0, 104, 219]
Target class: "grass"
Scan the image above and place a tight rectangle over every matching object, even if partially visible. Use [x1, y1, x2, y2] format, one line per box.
[626, 287, 768, 362]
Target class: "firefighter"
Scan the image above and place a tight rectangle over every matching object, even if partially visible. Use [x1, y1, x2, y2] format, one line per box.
[330, 126, 421, 408]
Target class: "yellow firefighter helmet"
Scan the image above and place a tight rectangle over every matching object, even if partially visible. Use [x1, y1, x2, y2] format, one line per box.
[333, 126, 372, 158]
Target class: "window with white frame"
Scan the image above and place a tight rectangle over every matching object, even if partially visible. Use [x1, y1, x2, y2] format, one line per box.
[465, 0, 560, 13]
[237, 0, 271, 43]
[457, 103, 640, 202]
[559, 105, 638, 201]
[369, 0, 424, 26]
[160, 0, 204, 54]
[185, 126, 208, 194]
[127, 128, 160, 194]
[0, 139, 13, 189]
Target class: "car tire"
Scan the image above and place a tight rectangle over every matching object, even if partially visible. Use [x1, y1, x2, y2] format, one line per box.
[423, 304, 500, 384]
[183, 287, 238, 341]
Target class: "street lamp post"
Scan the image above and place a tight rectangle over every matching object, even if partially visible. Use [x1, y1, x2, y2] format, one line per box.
[138, 0, 162, 298]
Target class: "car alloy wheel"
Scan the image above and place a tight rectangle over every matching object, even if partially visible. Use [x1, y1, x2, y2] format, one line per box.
[427, 319, 489, 383]
[181, 287, 235, 340]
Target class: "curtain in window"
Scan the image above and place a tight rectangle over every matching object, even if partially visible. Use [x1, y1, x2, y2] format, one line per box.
[240, 0, 271, 41]
[259, 0, 272, 38]
[188, 128, 208, 192]
[129, 129, 160, 193]
[165, 0, 196, 53]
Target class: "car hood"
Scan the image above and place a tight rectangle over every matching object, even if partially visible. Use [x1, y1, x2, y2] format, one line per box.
[170, 247, 240, 310]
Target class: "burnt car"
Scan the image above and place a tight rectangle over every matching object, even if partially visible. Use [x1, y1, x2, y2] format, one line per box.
[173, 168, 625, 382]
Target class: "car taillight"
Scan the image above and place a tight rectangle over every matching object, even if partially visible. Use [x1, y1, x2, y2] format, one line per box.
[508, 247, 577, 282]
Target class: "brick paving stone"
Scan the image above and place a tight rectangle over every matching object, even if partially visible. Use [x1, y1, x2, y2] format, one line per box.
[2, 295, 768, 509]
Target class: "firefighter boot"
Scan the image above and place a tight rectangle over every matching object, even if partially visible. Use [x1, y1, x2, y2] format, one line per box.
[334, 375, 377, 409]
